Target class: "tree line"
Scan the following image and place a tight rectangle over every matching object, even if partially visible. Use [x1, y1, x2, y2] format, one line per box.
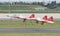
[0, 1, 60, 9]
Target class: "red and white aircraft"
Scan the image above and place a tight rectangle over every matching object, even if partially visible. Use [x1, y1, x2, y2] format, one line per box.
[35, 15, 54, 25]
[7, 14, 54, 25]
[35, 15, 48, 25]
[7, 14, 35, 22]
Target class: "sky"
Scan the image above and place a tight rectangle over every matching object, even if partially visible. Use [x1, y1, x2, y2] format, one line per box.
[0, 0, 60, 3]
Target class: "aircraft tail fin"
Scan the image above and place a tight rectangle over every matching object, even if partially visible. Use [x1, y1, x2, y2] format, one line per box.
[47, 16, 54, 23]
[42, 15, 48, 21]
[29, 14, 35, 18]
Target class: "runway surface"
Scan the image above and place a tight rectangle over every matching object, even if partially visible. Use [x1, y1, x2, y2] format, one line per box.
[0, 28, 60, 33]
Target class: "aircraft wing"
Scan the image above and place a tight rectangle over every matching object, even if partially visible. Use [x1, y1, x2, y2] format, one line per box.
[36, 18, 43, 21]
[47, 21, 54, 24]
